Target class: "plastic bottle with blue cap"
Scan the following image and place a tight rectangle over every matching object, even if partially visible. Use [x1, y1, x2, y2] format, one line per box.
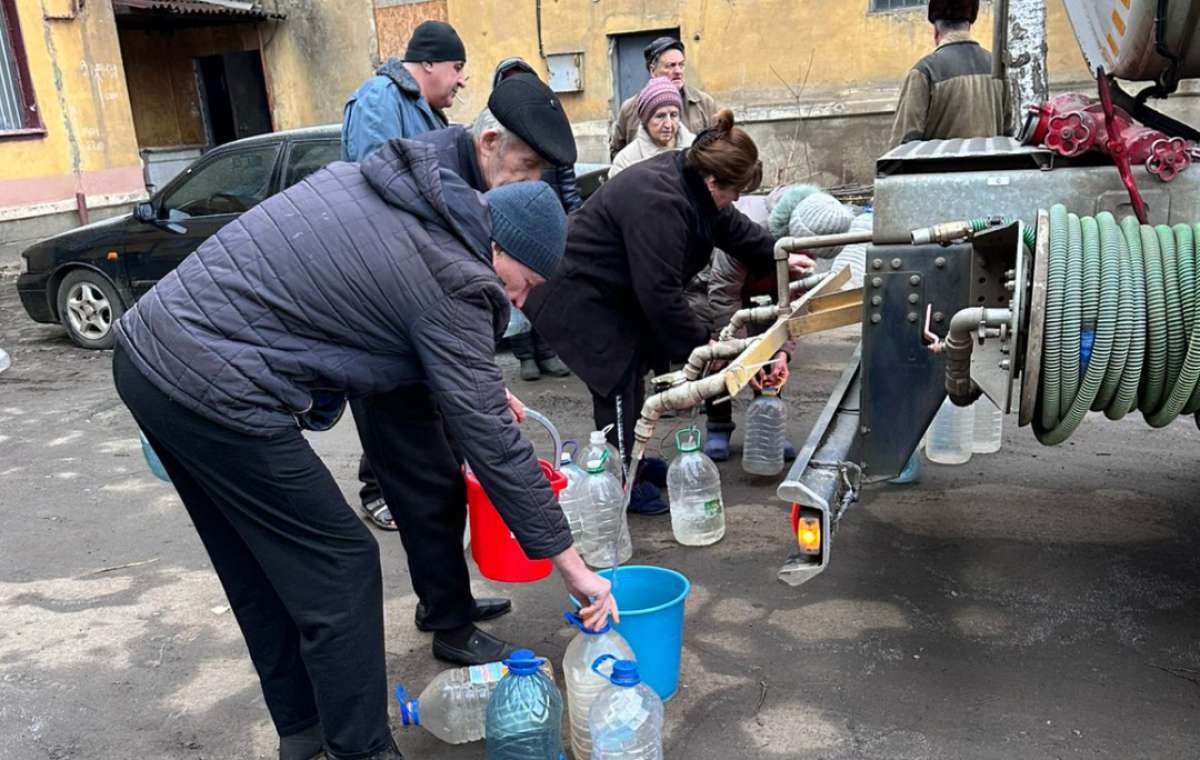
[394, 655, 553, 744]
[485, 649, 565, 759]
[588, 655, 664, 759]
[561, 612, 635, 759]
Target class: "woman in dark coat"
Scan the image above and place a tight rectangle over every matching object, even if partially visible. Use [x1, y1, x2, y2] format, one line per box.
[526, 110, 813, 514]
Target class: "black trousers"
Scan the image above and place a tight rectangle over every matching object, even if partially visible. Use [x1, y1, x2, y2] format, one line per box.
[589, 354, 647, 475]
[112, 346, 390, 759]
[357, 453, 382, 506]
[510, 328, 558, 362]
[350, 386, 475, 632]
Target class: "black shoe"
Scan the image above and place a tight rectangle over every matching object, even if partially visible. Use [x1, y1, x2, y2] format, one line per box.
[325, 737, 404, 760]
[520, 359, 541, 381]
[279, 722, 324, 760]
[414, 597, 512, 632]
[639, 457, 669, 488]
[537, 355, 572, 377]
[432, 624, 519, 665]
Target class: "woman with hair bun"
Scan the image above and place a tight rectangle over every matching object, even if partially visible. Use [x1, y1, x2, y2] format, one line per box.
[525, 110, 814, 515]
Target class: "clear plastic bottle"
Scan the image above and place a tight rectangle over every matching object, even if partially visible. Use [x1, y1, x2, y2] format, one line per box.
[579, 442, 633, 568]
[485, 649, 564, 760]
[742, 387, 788, 476]
[971, 398, 1004, 454]
[561, 613, 635, 760]
[926, 398, 974, 465]
[588, 657, 664, 760]
[582, 427, 623, 482]
[557, 443, 588, 547]
[667, 428, 725, 546]
[395, 658, 554, 744]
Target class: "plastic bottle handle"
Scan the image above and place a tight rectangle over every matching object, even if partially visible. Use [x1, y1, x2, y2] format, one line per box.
[591, 653, 617, 679]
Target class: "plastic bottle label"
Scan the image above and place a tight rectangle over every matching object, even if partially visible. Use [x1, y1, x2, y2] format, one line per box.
[704, 499, 723, 518]
[468, 662, 507, 684]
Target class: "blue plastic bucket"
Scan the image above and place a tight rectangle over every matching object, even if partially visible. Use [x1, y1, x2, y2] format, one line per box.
[572, 565, 690, 701]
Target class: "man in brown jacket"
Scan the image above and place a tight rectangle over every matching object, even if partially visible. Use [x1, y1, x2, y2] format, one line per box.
[889, 0, 1010, 147]
[609, 36, 717, 158]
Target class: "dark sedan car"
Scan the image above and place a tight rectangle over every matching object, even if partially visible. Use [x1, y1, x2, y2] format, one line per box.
[17, 125, 609, 349]
[17, 125, 343, 349]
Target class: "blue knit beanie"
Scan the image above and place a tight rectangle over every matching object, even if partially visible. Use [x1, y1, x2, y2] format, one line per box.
[485, 181, 567, 279]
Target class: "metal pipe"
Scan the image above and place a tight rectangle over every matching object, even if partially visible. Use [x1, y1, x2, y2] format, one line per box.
[719, 305, 778, 341]
[774, 241, 791, 316]
[993, 0, 1009, 81]
[944, 307, 1012, 405]
[629, 372, 731, 481]
[773, 233, 872, 317]
[682, 338, 754, 381]
[789, 271, 829, 298]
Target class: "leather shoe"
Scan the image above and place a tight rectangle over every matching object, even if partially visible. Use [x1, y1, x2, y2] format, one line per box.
[325, 737, 404, 760]
[414, 598, 512, 632]
[432, 624, 519, 666]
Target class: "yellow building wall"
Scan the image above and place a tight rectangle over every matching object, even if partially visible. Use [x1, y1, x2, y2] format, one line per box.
[443, 0, 1092, 131]
[263, 0, 377, 131]
[0, 0, 143, 214]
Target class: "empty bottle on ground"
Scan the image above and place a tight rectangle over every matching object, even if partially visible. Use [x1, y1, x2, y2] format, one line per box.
[588, 656, 664, 760]
[926, 397, 974, 465]
[395, 658, 554, 744]
[486, 649, 564, 760]
[971, 398, 1004, 454]
[579, 433, 633, 568]
[667, 428, 725, 546]
[742, 387, 788, 476]
[562, 612, 636, 760]
[557, 442, 588, 546]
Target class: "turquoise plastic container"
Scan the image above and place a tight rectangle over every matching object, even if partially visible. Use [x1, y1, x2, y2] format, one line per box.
[572, 565, 690, 702]
[138, 429, 171, 483]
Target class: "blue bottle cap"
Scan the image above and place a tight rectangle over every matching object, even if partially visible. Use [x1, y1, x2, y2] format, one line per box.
[504, 648, 543, 675]
[610, 660, 640, 687]
[563, 610, 612, 635]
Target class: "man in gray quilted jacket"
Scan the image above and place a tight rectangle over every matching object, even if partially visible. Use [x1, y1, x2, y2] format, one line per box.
[111, 140, 615, 760]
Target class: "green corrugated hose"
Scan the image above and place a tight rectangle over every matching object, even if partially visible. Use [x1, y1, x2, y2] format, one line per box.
[1034, 204, 1200, 444]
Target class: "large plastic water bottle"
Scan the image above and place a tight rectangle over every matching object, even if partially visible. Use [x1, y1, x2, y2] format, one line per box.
[485, 649, 564, 760]
[557, 443, 588, 547]
[742, 387, 787, 476]
[579, 443, 632, 568]
[395, 658, 554, 744]
[588, 656, 664, 760]
[667, 428, 725, 546]
[562, 613, 635, 760]
[971, 398, 1004, 454]
[926, 398, 974, 465]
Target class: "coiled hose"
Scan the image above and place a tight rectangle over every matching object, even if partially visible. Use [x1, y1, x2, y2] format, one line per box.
[1034, 204, 1200, 445]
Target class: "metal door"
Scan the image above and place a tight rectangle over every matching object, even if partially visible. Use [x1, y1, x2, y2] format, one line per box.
[223, 50, 272, 140]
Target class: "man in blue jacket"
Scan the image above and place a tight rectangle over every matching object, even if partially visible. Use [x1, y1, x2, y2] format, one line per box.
[341, 20, 467, 162]
[112, 141, 616, 760]
[342, 20, 467, 533]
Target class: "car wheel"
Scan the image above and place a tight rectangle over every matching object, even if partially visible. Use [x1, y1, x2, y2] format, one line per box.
[56, 268, 125, 350]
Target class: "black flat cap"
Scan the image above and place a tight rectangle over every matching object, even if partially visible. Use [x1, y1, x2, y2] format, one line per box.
[644, 36, 685, 67]
[928, 0, 979, 23]
[487, 73, 577, 166]
[403, 20, 466, 63]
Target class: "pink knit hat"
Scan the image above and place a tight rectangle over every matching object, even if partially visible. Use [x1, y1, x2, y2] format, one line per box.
[636, 76, 683, 126]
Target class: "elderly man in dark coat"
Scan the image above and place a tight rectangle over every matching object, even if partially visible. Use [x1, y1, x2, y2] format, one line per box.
[111, 138, 615, 760]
